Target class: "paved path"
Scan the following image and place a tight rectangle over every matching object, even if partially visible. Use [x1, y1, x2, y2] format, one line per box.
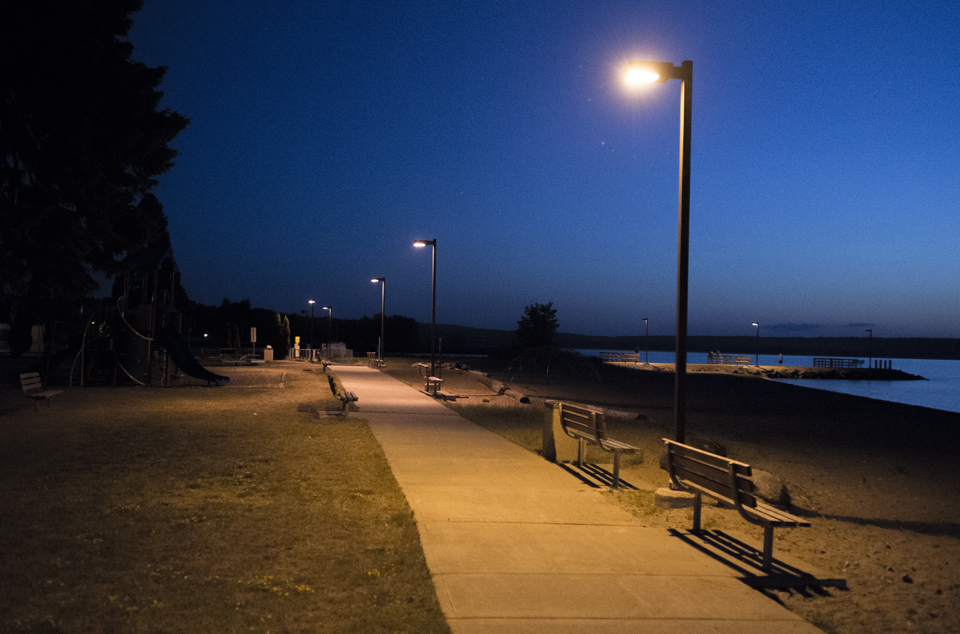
[335, 365, 823, 634]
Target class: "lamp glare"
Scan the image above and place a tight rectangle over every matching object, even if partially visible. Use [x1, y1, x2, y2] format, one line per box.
[625, 68, 660, 83]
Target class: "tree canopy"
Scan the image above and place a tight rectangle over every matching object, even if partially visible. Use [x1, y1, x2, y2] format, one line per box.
[517, 302, 559, 348]
[0, 0, 188, 314]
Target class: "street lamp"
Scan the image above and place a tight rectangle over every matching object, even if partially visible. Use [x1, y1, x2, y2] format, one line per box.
[866, 328, 873, 369]
[322, 306, 332, 355]
[414, 239, 438, 377]
[371, 278, 385, 361]
[308, 299, 316, 355]
[752, 322, 760, 366]
[643, 317, 649, 364]
[625, 59, 693, 444]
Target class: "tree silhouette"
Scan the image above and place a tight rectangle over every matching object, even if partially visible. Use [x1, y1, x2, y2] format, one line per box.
[517, 302, 559, 348]
[272, 313, 291, 360]
[0, 0, 188, 313]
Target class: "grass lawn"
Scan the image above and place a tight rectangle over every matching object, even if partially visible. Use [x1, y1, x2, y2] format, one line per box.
[0, 362, 449, 634]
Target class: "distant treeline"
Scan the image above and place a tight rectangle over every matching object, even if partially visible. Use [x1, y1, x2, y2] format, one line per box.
[181, 301, 960, 360]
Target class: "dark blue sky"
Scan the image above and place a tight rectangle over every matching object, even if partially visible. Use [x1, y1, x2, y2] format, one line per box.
[128, 0, 960, 338]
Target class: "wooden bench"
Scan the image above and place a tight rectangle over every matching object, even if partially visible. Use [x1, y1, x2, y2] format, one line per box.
[559, 402, 638, 488]
[662, 439, 810, 571]
[20, 372, 64, 411]
[336, 389, 358, 416]
[417, 363, 444, 395]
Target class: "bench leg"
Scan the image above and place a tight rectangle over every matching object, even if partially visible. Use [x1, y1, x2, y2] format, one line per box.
[762, 526, 774, 571]
[692, 492, 702, 533]
[577, 438, 585, 468]
[611, 453, 621, 489]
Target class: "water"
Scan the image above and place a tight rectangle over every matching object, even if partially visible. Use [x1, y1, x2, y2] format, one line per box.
[578, 349, 960, 415]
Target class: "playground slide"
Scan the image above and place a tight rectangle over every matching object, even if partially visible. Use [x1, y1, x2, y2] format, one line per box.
[156, 323, 230, 384]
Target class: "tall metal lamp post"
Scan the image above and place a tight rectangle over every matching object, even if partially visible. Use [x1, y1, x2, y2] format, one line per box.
[753, 322, 760, 366]
[322, 306, 332, 355]
[866, 328, 873, 369]
[371, 278, 385, 361]
[308, 299, 316, 354]
[625, 59, 693, 444]
[413, 239, 438, 376]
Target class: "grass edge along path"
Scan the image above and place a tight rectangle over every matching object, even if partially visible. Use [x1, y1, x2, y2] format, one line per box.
[0, 363, 449, 634]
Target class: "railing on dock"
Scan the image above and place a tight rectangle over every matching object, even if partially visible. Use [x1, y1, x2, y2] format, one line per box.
[814, 357, 864, 368]
[599, 351, 640, 363]
[706, 353, 752, 366]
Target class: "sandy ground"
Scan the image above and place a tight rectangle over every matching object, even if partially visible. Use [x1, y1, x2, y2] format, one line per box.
[405, 358, 960, 634]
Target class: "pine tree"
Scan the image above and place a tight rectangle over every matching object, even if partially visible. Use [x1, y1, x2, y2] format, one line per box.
[0, 0, 189, 313]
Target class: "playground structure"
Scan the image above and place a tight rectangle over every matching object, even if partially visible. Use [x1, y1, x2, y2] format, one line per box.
[71, 247, 228, 387]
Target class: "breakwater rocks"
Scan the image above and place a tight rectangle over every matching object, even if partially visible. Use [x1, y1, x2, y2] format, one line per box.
[690, 365, 927, 381]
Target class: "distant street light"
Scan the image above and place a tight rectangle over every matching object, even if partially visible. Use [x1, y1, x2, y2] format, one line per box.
[752, 322, 760, 366]
[643, 317, 649, 364]
[625, 59, 693, 444]
[308, 299, 316, 352]
[866, 328, 873, 369]
[414, 239, 438, 377]
[371, 278, 385, 360]
[322, 306, 332, 354]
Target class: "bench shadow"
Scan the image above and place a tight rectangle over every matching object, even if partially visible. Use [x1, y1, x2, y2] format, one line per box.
[668, 528, 848, 592]
[817, 513, 960, 539]
[556, 462, 639, 491]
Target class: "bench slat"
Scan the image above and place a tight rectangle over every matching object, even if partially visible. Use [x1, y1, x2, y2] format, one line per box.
[666, 440, 751, 472]
[666, 446, 759, 510]
[670, 452, 756, 495]
[753, 502, 810, 526]
[601, 439, 639, 452]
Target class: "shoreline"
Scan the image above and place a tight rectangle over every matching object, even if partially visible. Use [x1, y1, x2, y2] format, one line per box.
[608, 361, 927, 381]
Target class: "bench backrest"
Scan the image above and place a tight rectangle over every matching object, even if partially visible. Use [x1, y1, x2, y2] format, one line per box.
[20, 372, 43, 393]
[559, 402, 607, 442]
[662, 439, 758, 510]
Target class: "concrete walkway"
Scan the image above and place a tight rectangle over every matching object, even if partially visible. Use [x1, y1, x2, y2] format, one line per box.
[335, 365, 824, 634]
